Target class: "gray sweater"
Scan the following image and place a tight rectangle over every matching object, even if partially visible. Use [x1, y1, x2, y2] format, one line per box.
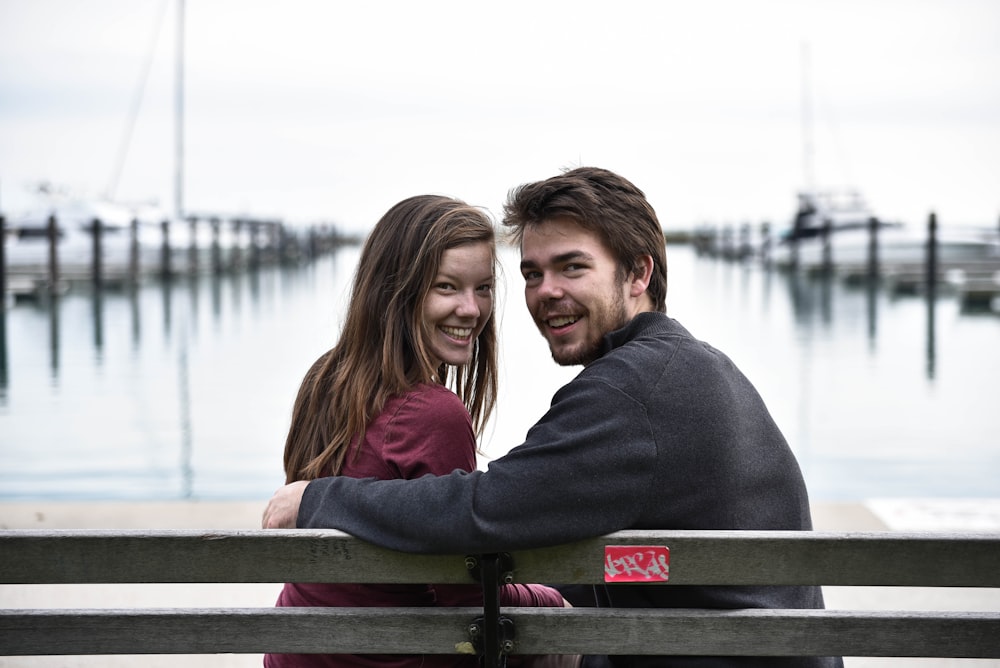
[300, 312, 841, 668]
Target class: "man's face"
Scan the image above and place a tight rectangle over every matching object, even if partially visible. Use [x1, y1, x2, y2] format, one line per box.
[519, 217, 630, 366]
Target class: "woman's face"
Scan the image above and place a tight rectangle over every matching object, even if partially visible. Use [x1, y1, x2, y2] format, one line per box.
[422, 241, 494, 369]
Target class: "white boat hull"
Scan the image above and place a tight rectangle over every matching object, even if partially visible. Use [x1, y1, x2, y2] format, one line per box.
[770, 226, 1000, 271]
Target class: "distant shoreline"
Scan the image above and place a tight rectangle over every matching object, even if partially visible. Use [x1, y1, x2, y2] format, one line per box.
[2, 499, 999, 532]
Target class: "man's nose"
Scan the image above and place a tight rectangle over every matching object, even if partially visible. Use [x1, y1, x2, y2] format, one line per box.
[535, 274, 564, 300]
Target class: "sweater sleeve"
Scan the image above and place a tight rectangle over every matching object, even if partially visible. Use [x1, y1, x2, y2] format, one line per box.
[431, 582, 565, 608]
[500, 583, 566, 607]
[298, 376, 658, 554]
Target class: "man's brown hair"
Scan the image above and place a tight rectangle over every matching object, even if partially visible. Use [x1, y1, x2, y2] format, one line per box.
[502, 167, 667, 312]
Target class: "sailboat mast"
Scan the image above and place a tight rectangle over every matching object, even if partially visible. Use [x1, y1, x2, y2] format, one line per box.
[800, 41, 814, 196]
[174, 0, 185, 221]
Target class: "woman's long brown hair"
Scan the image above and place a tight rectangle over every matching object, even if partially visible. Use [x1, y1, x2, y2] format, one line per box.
[283, 195, 499, 482]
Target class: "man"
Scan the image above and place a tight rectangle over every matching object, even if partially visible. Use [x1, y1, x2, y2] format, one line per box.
[264, 167, 842, 668]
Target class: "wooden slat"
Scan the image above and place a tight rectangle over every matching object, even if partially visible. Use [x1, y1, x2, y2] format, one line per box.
[507, 607, 1000, 658]
[0, 530, 472, 585]
[2, 530, 998, 587]
[511, 530, 1000, 587]
[2, 608, 998, 658]
[0, 607, 478, 655]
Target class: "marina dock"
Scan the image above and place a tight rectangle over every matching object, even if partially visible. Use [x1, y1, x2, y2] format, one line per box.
[692, 212, 1000, 311]
[0, 213, 359, 302]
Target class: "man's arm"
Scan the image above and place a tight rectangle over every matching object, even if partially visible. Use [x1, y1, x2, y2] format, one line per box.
[262, 480, 308, 528]
[263, 377, 657, 555]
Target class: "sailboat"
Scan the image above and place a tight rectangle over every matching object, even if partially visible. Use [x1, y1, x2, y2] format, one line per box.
[769, 190, 999, 272]
[769, 45, 1000, 274]
[2, 1, 256, 290]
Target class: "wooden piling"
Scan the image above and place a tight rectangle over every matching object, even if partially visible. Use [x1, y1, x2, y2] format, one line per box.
[187, 217, 198, 274]
[249, 222, 260, 268]
[0, 216, 6, 387]
[128, 219, 140, 283]
[926, 212, 938, 293]
[866, 216, 879, 282]
[789, 227, 799, 270]
[821, 218, 833, 274]
[46, 214, 59, 295]
[231, 219, 243, 269]
[307, 227, 318, 261]
[210, 218, 222, 274]
[719, 226, 731, 259]
[160, 219, 172, 278]
[739, 223, 752, 259]
[0, 215, 7, 304]
[90, 218, 103, 290]
[759, 222, 772, 267]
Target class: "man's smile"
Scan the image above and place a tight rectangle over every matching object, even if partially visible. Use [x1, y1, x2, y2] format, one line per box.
[545, 315, 581, 330]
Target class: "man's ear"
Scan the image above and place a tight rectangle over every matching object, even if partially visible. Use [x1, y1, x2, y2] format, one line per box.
[629, 255, 654, 298]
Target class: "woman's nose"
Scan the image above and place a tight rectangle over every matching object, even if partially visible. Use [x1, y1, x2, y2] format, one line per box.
[455, 290, 481, 317]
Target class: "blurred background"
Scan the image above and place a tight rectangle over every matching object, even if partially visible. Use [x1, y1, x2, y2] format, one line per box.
[2, 0, 998, 231]
[1, 0, 998, 512]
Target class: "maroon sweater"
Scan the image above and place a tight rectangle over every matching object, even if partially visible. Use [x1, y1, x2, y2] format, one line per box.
[265, 383, 563, 668]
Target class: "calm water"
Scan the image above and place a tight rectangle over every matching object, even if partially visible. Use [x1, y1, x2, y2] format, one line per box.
[1, 244, 998, 502]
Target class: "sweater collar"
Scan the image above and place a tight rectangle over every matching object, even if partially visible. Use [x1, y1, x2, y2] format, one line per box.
[598, 311, 673, 358]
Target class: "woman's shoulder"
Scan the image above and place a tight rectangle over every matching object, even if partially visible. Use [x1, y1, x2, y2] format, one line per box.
[364, 384, 467, 437]
[376, 383, 476, 476]
[386, 383, 469, 428]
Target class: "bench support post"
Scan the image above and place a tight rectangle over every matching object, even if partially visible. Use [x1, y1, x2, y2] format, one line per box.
[468, 553, 515, 668]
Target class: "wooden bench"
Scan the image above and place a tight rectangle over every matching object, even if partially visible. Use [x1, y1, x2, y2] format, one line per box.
[2, 529, 999, 662]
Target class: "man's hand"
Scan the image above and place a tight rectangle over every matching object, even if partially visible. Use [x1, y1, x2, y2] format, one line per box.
[262, 480, 309, 529]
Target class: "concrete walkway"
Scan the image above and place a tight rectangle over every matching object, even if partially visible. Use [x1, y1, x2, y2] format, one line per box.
[2, 500, 998, 668]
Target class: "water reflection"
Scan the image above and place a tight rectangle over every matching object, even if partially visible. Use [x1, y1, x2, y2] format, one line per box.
[926, 287, 937, 380]
[1, 244, 998, 501]
[161, 275, 173, 339]
[0, 306, 7, 394]
[49, 296, 60, 379]
[3, 245, 990, 393]
[784, 272, 833, 334]
[866, 275, 878, 347]
[178, 324, 193, 499]
[130, 284, 141, 350]
[624, 243, 983, 395]
[778, 265, 945, 380]
[91, 289, 104, 358]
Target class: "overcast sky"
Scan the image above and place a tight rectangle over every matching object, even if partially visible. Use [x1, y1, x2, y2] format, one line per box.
[2, 0, 998, 234]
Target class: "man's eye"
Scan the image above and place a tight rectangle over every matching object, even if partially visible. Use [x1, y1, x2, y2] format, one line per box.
[522, 271, 541, 281]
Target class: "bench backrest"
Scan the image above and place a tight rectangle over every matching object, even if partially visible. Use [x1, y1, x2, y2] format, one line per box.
[2, 529, 998, 659]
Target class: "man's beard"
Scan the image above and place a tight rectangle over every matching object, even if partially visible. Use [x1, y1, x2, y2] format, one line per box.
[548, 289, 629, 367]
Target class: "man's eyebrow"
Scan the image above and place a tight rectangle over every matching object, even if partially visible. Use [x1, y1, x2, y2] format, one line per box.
[520, 250, 594, 272]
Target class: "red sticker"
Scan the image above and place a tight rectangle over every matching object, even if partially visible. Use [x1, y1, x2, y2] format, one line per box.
[604, 545, 670, 582]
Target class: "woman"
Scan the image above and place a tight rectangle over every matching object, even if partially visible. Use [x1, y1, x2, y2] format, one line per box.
[265, 195, 567, 668]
